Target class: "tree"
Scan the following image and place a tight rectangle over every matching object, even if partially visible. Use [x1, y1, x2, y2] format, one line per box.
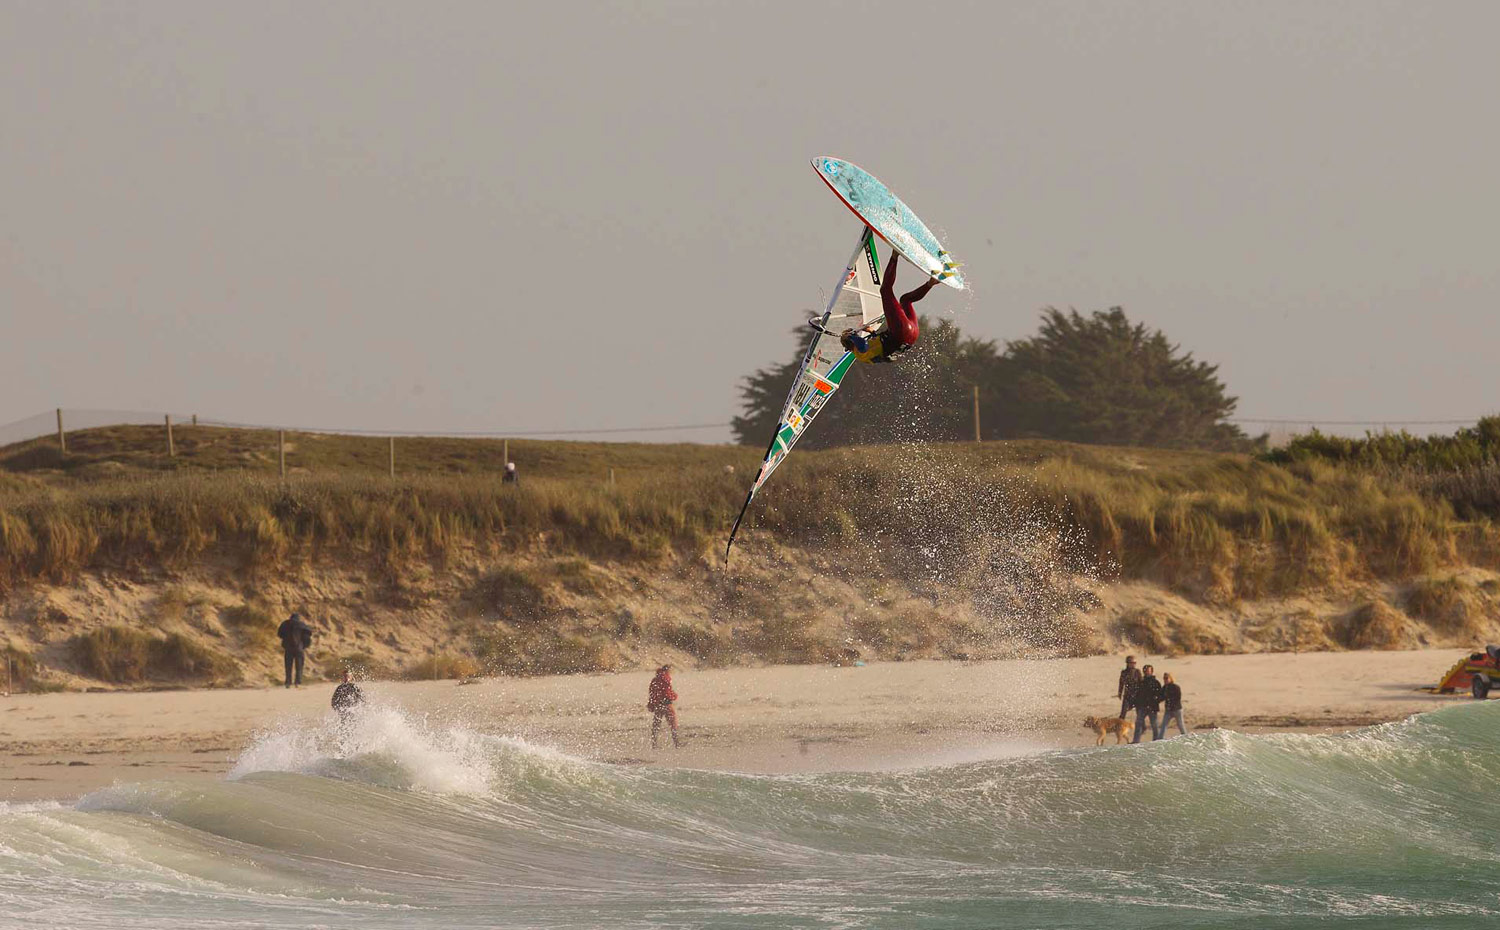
[990, 307, 1248, 449]
[732, 307, 1250, 451]
[731, 318, 998, 448]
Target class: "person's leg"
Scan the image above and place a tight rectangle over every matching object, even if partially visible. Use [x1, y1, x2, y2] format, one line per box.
[284, 652, 293, 688]
[293, 652, 304, 687]
[666, 706, 680, 748]
[1131, 709, 1147, 743]
[1119, 697, 1131, 720]
[1171, 710, 1187, 736]
[881, 249, 900, 300]
[900, 276, 939, 309]
[1148, 711, 1160, 740]
[651, 711, 661, 749]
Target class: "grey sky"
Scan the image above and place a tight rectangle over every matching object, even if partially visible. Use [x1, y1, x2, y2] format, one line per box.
[2, 1, 1496, 442]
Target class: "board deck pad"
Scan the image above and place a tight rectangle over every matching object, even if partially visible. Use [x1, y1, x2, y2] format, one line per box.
[812, 156, 964, 290]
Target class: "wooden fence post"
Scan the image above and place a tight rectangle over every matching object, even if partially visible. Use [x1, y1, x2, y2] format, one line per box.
[389, 436, 396, 478]
[278, 430, 286, 480]
[502, 438, 509, 467]
[165, 414, 175, 457]
[56, 408, 66, 453]
[972, 385, 981, 443]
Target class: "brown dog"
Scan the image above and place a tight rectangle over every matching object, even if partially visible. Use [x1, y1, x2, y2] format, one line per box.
[1083, 715, 1130, 745]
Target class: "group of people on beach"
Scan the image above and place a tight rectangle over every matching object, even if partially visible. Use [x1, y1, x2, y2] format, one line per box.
[288, 608, 1184, 753]
[1116, 655, 1186, 742]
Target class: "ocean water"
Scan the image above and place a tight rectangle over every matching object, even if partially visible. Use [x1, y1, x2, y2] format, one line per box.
[2, 703, 1498, 929]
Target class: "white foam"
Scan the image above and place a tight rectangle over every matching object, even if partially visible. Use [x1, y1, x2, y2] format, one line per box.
[229, 703, 492, 795]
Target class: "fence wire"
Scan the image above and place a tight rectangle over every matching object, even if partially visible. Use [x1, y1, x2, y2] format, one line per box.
[0, 409, 1491, 450]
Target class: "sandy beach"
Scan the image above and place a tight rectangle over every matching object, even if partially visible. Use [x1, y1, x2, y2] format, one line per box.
[0, 648, 1474, 802]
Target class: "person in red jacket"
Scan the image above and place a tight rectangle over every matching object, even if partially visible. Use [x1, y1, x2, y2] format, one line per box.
[648, 664, 680, 749]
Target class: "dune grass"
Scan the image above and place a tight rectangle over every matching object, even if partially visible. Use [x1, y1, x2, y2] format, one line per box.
[71, 625, 238, 684]
[2, 426, 1496, 607]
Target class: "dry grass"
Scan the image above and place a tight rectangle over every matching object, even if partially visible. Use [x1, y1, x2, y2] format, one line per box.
[2, 641, 38, 690]
[401, 653, 480, 681]
[221, 601, 280, 649]
[1341, 600, 1419, 651]
[3, 427, 1497, 613]
[471, 623, 620, 676]
[1116, 607, 1232, 655]
[71, 626, 238, 685]
[320, 650, 395, 681]
[1405, 576, 1490, 640]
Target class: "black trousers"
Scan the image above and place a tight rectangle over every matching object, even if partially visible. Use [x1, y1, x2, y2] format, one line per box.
[284, 651, 305, 687]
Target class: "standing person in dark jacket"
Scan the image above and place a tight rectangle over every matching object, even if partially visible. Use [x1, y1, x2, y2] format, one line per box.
[648, 665, 680, 749]
[1157, 672, 1186, 738]
[1116, 655, 1142, 719]
[277, 613, 314, 688]
[1131, 664, 1163, 743]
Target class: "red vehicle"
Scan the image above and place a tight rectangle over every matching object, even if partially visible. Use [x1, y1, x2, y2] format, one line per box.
[1434, 646, 1500, 698]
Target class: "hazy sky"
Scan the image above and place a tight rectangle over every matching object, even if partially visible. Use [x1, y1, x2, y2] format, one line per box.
[2, 1, 1497, 442]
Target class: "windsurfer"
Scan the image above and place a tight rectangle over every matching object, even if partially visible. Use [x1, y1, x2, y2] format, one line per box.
[841, 251, 940, 363]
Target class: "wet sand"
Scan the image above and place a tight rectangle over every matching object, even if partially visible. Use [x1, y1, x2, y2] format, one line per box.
[0, 649, 1475, 802]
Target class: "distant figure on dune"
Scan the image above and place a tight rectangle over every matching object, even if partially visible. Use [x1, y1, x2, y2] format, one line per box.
[1131, 664, 1163, 744]
[277, 612, 314, 689]
[332, 670, 365, 717]
[648, 664, 680, 749]
[503, 461, 519, 484]
[1117, 655, 1141, 720]
[1157, 672, 1186, 738]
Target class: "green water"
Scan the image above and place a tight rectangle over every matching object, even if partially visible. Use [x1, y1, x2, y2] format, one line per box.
[2, 702, 1497, 928]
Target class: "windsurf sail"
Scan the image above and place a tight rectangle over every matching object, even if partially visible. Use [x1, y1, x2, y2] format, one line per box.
[725, 227, 884, 560]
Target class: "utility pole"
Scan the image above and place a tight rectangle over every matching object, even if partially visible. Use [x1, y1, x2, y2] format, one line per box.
[972, 385, 981, 442]
[165, 414, 175, 457]
[56, 408, 66, 453]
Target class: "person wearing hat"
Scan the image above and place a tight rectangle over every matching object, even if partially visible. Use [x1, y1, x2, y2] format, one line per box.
[1116, 655, 1141, 720]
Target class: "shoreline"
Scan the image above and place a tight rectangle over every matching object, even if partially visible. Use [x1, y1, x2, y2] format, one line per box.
[0, 650, 1476, 803]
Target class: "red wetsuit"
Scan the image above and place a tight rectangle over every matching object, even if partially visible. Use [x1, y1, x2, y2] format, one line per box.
[878, 250, 934, 356]
[882, 293, 920, 349]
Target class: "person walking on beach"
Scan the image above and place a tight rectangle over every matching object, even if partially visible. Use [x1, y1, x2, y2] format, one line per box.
[277, 612, 313, 689]
[648, 664, 680, 749]
[1117, 655, 1142, 719]
[332, 670, 365, 718]
[1132, 664, 1163, 743]
[1157, 672, 1186, 738]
